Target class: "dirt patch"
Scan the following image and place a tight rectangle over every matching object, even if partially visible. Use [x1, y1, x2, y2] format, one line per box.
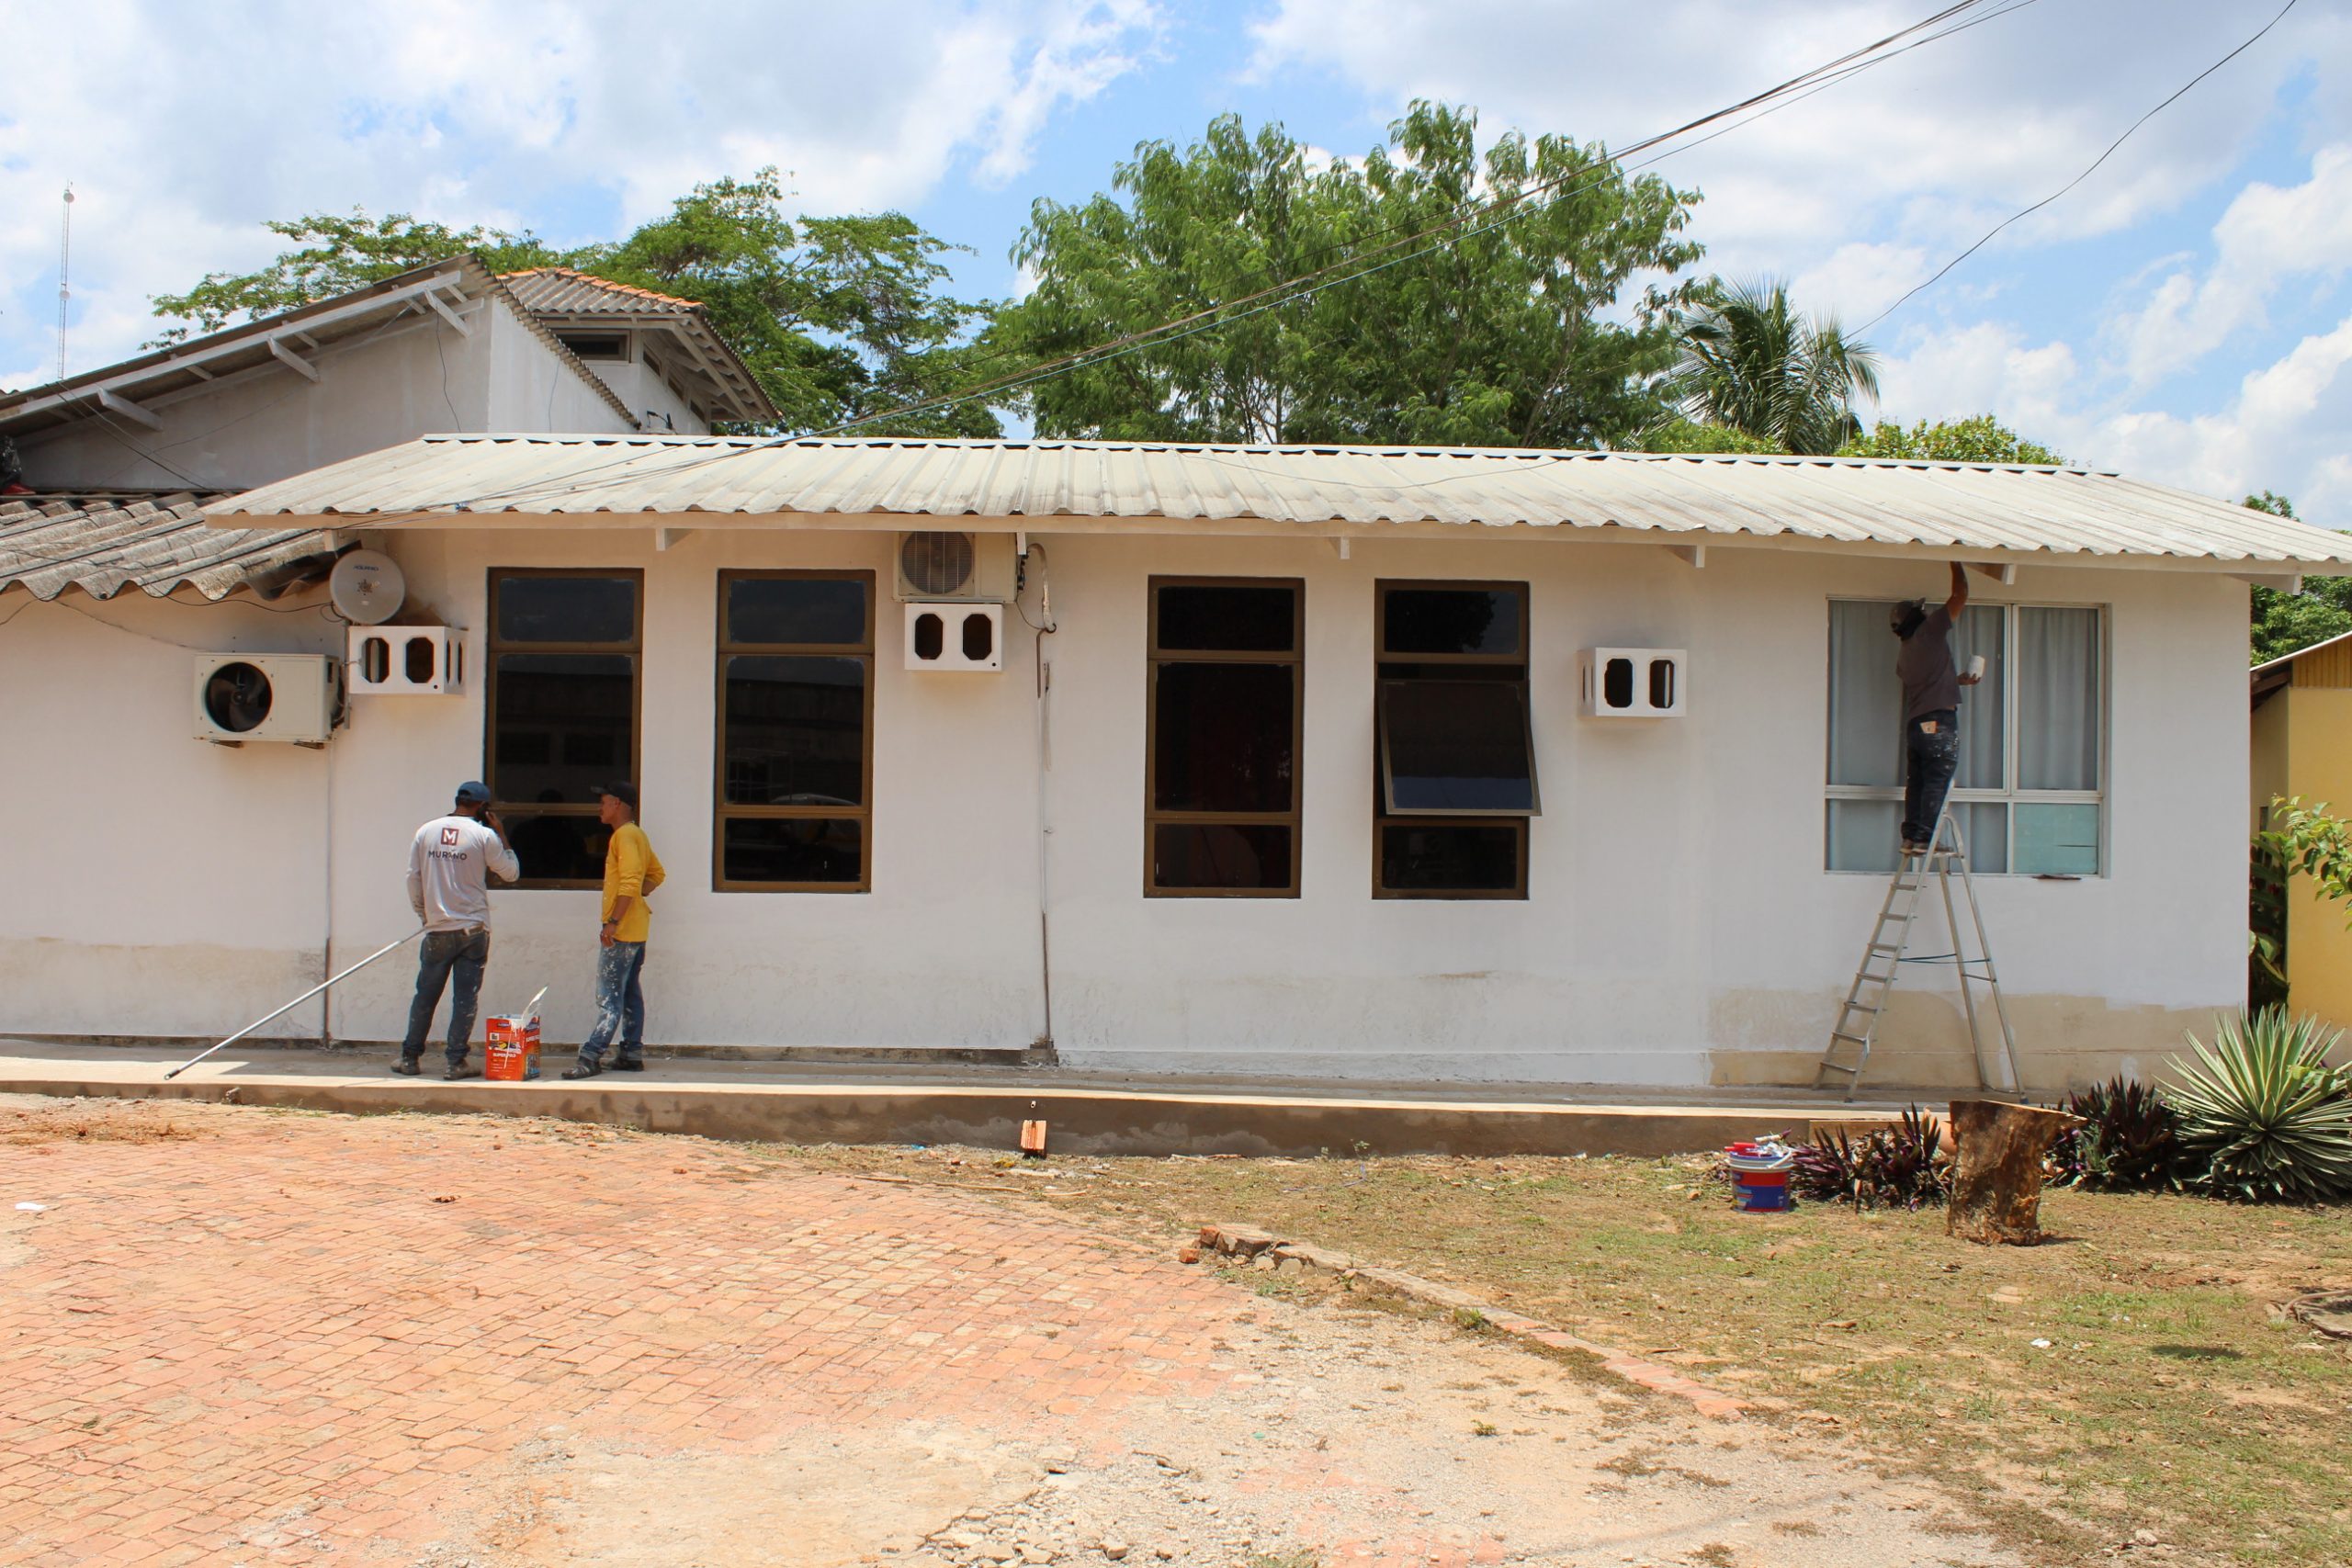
[2, 1098, 210, 1145]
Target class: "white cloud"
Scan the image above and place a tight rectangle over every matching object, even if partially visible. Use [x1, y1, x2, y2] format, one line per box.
[0, 0, 1164, 385]
[2108, 142, 2352, 386]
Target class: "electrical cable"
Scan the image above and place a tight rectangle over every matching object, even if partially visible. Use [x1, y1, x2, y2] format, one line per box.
[1859, 0, 2302, 332]
[374, 0, 2018, 520]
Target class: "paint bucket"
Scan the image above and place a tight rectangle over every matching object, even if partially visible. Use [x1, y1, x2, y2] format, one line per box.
[484, 1012, 541, 1082]
[1724, 1141, 1797, 1213]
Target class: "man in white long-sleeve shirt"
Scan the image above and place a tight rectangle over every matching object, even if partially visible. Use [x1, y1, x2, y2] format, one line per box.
[395, 780, 520, 1079]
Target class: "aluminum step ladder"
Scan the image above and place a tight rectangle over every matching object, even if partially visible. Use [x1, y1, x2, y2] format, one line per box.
[1815, 807, 2023, 1100]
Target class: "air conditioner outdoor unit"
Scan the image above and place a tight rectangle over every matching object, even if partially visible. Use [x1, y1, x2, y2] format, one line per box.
[193, 654, 345, 744]
[905, 602, 1004, 672]
[349, 626, 464, 695]
[1578, 648, 1687, 719]
[892, 530, 1017, 603]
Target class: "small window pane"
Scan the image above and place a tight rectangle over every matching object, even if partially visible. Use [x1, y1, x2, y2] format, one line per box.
[1152, 824, 1293, 891]
[1155, 584, 1297, 652]
[1827, 601, 1903, 788]
[727, 577, 868, 647]
[2019, 608, 2100, 791]
[1380, 680, 1536, 814]
[723, 656, 867, 806]
[502, 813, 607, 883]
[1151, 662, 1295, 814]
[1380, 824, 1520, 893]
[495, 576, 637, 644]
[1826, 799, 1901, 874]
[492, 653, 634, 802]
[722, 818, 865, 885]
[1382, 588, 1521, 657]
[1956, 801, 2007, 874]
[2015, 803, 2099, 874]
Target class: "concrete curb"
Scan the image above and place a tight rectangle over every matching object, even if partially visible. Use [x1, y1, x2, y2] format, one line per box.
[1192, 1222, 1748, 1422]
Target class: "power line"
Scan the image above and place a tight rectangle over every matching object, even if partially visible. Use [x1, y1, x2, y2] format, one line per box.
[1860, 0, 2301, 333]
[400, 0, 2021, 518]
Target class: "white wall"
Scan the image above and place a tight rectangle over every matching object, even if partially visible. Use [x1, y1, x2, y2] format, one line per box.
[0, 523, 2252, 1089]
[16, 298, 632, 491]
[578, 353, 708, 435]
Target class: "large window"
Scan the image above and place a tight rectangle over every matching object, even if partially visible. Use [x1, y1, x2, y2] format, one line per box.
[1374, 581, 1537, 899]
[1146, 579, 1303, 896]
[716, 571, 875, 891]
[1826, 599, 2105, 875]
[487, 570, 642, 888]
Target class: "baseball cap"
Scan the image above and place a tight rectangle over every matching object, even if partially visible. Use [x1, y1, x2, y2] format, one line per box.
[594, 781, 639, 809]
[454, 780, 492, 806]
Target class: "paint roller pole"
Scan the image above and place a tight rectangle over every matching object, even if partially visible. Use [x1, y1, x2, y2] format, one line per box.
[164, 929, 426, 1080]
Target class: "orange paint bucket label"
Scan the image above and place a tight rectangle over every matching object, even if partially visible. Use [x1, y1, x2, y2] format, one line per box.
[484, 1014, 541, 1082]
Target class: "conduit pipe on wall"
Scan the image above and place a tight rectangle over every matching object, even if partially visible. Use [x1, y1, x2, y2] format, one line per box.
[1024, 541, 1058, 1049]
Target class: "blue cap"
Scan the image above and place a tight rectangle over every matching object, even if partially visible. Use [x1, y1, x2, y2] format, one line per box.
[455, 780, 492, 805]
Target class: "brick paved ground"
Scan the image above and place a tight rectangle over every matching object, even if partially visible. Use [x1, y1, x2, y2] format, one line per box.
[0, 1096, 2016, 1568]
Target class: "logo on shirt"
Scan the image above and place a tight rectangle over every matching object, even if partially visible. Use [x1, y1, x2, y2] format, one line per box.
[441, 827, 462, 847]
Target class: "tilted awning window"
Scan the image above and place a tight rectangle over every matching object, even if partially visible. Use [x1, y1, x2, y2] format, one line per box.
[1376, 678, 1541, 816]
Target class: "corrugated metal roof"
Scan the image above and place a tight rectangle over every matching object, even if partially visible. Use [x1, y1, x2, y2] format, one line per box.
[1, 492, 339, 602]
[500, 268, 698, 314]
[208, 434, 2352, 567]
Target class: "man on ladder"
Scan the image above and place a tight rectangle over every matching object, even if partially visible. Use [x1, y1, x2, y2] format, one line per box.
[1894, 562, 1983, 856]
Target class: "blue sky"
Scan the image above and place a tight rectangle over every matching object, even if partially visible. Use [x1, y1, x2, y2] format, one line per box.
[5, 0, 2349, 524]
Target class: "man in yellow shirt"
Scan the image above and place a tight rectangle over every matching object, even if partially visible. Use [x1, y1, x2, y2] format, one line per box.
[562, 782, 666, 1078]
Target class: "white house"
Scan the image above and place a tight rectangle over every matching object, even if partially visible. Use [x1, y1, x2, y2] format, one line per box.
[6, 269, 2346, 1091]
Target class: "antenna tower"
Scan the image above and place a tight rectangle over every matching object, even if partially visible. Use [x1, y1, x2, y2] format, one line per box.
[57, 185, 75, 383]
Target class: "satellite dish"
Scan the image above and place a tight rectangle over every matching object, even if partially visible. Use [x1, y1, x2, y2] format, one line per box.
[330, 549, 406, 626]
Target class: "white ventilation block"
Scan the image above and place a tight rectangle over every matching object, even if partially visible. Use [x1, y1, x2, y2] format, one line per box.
[349, 626, 465, 695]
[1579, 648, 1686, 718]
[904, 602, 1003, 672]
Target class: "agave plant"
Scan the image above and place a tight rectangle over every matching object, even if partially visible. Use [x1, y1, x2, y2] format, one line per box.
[2051, 1077, 2187, 1192]
[1791, 1104, 1951, 1211]
[2167, 1010, 2352, 1203]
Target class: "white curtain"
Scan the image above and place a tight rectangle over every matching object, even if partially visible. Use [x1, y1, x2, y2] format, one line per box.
[1827, 601, 1903, 788]
[2019, 608, 2100, 790]
[1952, 604, 2006, 789]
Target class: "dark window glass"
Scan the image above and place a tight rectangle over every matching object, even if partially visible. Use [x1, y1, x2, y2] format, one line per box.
[503, 813, 609, 884]
[1379, 680, 1536, 814]
[725, 576, 869, 648]
[1381, 588, 1520, 657]
[1152, 824, 1294, 891]
[1380, 824, 1521, 893]
[556, 332, 628, 360]
[722, 818, 865, 885]
[722, 656, 867, 807]
[495, 576, 637, 644]
[1152, 662, 1295, 814]
[1155, 584, 1298, 652]
[491, 653, 634, 803]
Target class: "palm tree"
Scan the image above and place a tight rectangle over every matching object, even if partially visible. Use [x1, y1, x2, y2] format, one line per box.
[1663, 278, 1881, 455]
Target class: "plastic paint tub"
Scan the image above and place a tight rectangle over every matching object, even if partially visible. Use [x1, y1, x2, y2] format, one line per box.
[484, 1013, 541, 1082]
[1724, 1144, 1797, 1213]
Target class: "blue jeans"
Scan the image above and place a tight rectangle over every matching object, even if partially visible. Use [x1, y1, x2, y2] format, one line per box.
[401, 927, 489, 1066]
[576, 941, 648, 1068]
[1903, 709, 1962, 848]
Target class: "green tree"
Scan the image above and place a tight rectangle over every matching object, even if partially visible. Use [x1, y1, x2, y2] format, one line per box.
[992, 103, 1702, 446]
[1633, 417, 1786, 456]
[149, 171, 998, 436]
[1838, 414, 2064, 465]
[1662, 277, 1880, 455]
[2245, 492, 2352, 665]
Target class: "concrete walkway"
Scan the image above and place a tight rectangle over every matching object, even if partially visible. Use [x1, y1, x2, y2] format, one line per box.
[0, 1093, 2019, 1567]
[0, 1040, 1918, 1157]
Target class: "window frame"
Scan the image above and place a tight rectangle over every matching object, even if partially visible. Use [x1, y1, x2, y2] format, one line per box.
[483, 568, 645, 891]
[1372, 579, 1533, 900]
[1143, 575, 1306, 899]
[1823, 596, 2109, 876]
[713, 569, 877, 895]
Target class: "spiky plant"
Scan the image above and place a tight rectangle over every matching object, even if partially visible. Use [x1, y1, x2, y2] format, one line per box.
[2052, 1077, 2188, 1192]
[1791, 1104, 1950, 1211]
[2167, 1010, 2352, 1203]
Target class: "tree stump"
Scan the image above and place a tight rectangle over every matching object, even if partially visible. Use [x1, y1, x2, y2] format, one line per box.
[1945, 1100, 2083, 1246]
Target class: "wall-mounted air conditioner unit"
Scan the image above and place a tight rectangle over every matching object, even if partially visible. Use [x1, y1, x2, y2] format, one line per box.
[349, 626, 464, 695]
[193, 654, 344, 744]
[905, 602, 1004, 672]
[892, 530, 1017, 603]
[1578, 648, 1687, 719]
